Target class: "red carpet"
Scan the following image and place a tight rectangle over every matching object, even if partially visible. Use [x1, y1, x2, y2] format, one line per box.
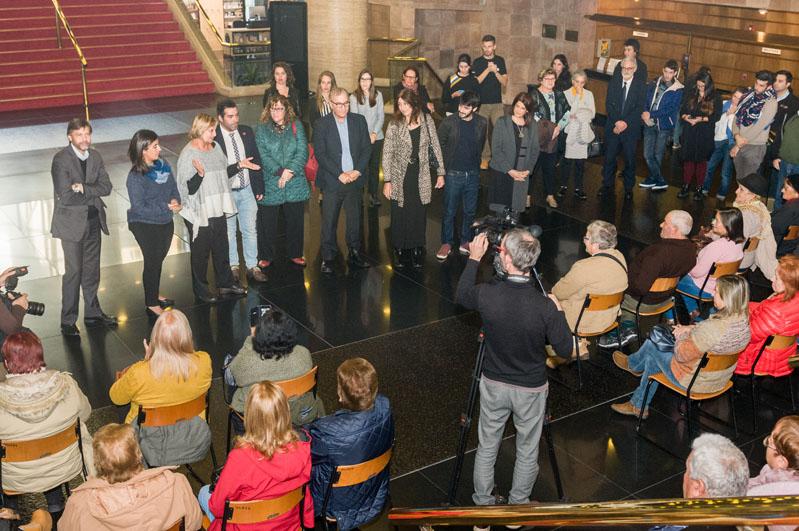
[0, 0, 215, 112]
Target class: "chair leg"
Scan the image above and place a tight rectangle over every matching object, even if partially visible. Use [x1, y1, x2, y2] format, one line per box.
[751, 377, 759, 433]
[636, 380, 654, 432]
[635, 312, 643, 349]
[729, 389, 739, 437]
[685, 398, 694, 439]
[616, 324, 623, 350]
[574, 336, 582, 389]
[209, 441, 218, 470]
[790, 372, 797, 411]
[226, 410, 233, 456]
[184, 464, 204, 485]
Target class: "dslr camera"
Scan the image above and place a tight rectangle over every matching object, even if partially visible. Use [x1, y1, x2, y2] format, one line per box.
[2, 266, 45, 316]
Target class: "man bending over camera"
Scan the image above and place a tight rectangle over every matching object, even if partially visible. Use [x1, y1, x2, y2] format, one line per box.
[0, 267, 29, 346]
[455, 229, 572, 516]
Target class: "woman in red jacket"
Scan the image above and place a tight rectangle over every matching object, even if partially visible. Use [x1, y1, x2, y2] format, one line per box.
[735, 255, 799, 377]
[198, 381, 313, 530]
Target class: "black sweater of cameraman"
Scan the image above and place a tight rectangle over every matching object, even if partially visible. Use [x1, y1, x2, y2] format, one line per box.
[456, 259, 573, 388]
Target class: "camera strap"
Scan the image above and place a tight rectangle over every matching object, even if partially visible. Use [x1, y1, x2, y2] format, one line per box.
[594, 252, 628, 273]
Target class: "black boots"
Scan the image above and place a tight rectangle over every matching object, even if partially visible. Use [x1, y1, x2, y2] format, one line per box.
[411, 247, 424, 270]
[677, 184, 690, 198]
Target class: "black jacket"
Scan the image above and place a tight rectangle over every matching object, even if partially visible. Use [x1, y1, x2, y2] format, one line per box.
[605, 75, 646, 134]
[528, 88, 571, 124]
[441, 73, 480, 115]
[213, 124, 265, 199]
[770, 91, 799, 157]
[312, 113, 372, 192]
[612, 57, 648, 85]
[437, 113, 487, 170]
[773, 198, 799, 256]
[455, 260, 573, 388]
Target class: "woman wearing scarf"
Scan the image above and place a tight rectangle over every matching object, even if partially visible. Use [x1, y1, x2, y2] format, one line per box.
[731, 71, 778, 179]
[734, 172, 778, 281]
[562, 70, 595, 200]
[393, 65, 435, 114]
[126, 130, 181, 317]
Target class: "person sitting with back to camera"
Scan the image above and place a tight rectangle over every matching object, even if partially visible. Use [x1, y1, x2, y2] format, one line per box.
[225, 306, 323, 437]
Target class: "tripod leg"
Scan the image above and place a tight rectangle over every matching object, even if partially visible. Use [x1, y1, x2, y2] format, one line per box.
[543, 412, 564, 501]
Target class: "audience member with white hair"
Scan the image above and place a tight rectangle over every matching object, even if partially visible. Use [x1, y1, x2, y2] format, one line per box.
[683, 433, 749, 498]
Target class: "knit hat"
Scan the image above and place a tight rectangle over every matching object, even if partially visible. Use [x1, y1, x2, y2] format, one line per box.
[786, 173, 799, 194]
[737, 173, 769, 197]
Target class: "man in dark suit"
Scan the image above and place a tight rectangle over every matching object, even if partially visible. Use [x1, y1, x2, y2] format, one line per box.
[313, 87, 372, 274]
[600, 57, 647, 199]
[51, 118, 116, 337]
[214, 98, 267, 283]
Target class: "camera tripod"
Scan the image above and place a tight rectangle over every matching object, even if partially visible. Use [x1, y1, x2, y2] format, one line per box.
[447, 331, 565, 506]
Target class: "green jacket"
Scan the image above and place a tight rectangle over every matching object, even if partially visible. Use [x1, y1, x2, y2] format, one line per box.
[779, 114, 799, 165]
[255, 120, 310, 206]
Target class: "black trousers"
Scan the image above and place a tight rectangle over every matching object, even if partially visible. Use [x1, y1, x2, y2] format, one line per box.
[129, 221, 173, 307]
[258, 201, 306, 261]
[320, 185, 362, 261]
[536, 151, 558, 196]
[563, 158, 585, 190]
[366, 139, 384, 196]
[184, 216, 236, 298]
[60, 215, 102, 326]
[602, 129, 639, 191]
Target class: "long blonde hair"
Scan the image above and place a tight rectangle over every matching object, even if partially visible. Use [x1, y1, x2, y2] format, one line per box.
[147, 309, 198, 381]
[316, 70, 337, 114]
[236, 381, 299, 459]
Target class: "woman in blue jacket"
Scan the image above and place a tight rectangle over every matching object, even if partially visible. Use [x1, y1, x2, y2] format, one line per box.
[255, 94, 310, 267]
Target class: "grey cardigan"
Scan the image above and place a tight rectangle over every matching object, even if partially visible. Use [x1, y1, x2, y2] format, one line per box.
[489, 115, 540, 174]
[350, 91, 385, 141]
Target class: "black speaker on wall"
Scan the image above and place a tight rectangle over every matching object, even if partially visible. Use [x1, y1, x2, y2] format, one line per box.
[269, 1, 308, 96]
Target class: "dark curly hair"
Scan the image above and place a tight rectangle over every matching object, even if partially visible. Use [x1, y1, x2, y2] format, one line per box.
[253, 308, 298, 360]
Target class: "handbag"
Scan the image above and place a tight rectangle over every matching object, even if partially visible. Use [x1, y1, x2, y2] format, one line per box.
[291, 121, 318, 189]
[425, 116, 439, 171]
[649, 323, 676, 353]
[586, 124, 604, 158]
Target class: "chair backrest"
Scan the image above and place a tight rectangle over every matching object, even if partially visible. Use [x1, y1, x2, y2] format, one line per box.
[702, 351, 740, 372]
[138, 393, 207, 428]
[275, 366, 318, 398]
[1, 420, 79, 462]
[648, 276, 679, 294]
[164, 516, 185, 531]
[743, 237, 760, 253]
[786, 226, 799, 241]
[333, 448, 392, 488]
[224, 486, 303, 525]
[710, 259, 743, 279]
[581, 291, 625, 312]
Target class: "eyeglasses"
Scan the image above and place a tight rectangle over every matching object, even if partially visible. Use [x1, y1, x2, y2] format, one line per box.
[331, 101, 350, 107]
[763, 434, 780, 453]
[403, 74, 418, 80]
[622, 66, 636, 71]
[270, 106, 286, 111]
[360, 77, 373, 81]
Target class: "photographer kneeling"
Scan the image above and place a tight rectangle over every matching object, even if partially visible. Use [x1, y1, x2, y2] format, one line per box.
[455, 229, 572, 515]
[0, 267, 29, 350]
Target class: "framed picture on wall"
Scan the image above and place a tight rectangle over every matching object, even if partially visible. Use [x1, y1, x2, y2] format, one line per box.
[597, 39, 611, 58]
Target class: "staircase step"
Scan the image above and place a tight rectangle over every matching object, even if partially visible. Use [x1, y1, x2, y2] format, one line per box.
[3, 62, 207, 87]
[0, 50, 200, 76]
[0, 11, 174, 26]
[0, 21, 180, 41]
[0, 31, 186, 51]
[0, 41, 192, 63]
[0, 3, 169, 19]
[8, 0, 154, 6]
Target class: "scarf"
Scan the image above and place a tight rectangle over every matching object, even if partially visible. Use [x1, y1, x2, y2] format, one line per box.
[145, 159, 172, 184]
[569, 86, 583, 98]
[736, 87, 776, 128]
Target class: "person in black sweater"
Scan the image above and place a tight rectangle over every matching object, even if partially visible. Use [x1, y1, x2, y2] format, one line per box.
[773, 173, 799, 256]
[455, 229, 572, 511]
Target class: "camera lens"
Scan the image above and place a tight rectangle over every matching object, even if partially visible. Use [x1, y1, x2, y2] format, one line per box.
[26, 301, 45, 317]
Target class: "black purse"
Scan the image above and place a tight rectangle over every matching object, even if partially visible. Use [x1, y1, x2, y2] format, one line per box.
[649, 324, 675, 353]
[587, 124, 604, 158]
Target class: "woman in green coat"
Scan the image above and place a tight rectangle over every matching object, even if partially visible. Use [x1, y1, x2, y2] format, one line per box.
[255, 94, 310, 267]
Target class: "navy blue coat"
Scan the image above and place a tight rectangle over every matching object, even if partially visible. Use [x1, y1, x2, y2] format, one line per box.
[309, 394, 394, 530]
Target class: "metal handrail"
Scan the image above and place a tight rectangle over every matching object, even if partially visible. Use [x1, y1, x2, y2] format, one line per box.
[50, 0, 89, 120]
[195, 0, 238, 47]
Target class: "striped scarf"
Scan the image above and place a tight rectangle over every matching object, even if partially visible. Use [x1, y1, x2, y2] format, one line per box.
[735, 87, 776, 128]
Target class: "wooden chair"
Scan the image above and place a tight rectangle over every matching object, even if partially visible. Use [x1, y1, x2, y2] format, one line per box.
[676, 259, 742, 317]
[226, 366, 319, 454]
[740, 334, 798, 433]
[632, 276, 680, 348]
[565, 291, 625, 389]
[636, 351, 741, 442]
[784, 225, 799, 241]
[165, 516, 185, 531]
[222, 486, 305, 531]
[738, 237, 760, 274]
[0, 419, 87, 503]
[137, 391, 217, 484]
[320, 448, 393, 531]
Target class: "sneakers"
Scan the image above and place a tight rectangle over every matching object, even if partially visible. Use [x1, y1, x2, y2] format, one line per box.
[693, 187, 704, 201]
[612, 350, 643, 376]
[638, 179, 657, 189]
[651, 182, 668, 191]
[611, 400, 649, 419]
[436, 244, 452, 261]
[677, 184, 690, 198]
[597, 328, 637, 349]
[715, 194, 726, 201]
[574, 189, 587, 200]
[557, 186, 567, 197]
[459, 243, 471, 255]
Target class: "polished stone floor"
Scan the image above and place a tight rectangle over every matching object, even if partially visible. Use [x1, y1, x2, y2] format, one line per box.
[0, 95, 783, 530]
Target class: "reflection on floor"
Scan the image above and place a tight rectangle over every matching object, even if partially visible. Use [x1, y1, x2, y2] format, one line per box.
[0, 94, 780, 529]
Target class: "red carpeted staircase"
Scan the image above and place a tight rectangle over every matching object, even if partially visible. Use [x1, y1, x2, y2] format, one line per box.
[0, 0, 216, 113]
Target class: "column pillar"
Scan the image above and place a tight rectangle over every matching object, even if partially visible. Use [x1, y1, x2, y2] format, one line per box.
[307, 0, 368, 92]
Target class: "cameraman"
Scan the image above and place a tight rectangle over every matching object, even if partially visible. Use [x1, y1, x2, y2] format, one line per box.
[455, 229, 572, 514]
[0, 267, 28, 345]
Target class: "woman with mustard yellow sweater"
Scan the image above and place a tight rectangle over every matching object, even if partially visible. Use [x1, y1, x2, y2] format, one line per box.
[110, 309, 212, 466]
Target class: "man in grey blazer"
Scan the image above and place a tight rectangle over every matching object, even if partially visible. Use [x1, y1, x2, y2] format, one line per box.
[51, 118, 117, 337]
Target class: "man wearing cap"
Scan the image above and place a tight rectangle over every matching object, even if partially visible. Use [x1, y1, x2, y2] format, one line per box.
[771, 173, 799, 256]
[734, 172, 778, 280]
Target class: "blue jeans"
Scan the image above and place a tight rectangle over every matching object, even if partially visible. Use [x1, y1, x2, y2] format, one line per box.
[774, 160, 799, 210]
[702, 140, 734, 196]
[643, 126, 670, 185]
[673, 119, 683, 145]
[226, 187, 258, 269]
[628, 339, 682, 409]
[198, 484, 215, 522]
[675, 274, 716, 320]
[441, 169, 480, 246]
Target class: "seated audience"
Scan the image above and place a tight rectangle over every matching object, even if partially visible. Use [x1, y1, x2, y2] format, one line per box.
[226, 307, 323, 434]
[676, 208, 745, 321]
[683, 433, 749, 498]
[748, 416, 799, 506]
[60, 423, 201, 531]
[198, 382, 313, 531]
[735, 255, 799, 377]
[0, 332, 95, 525]
[772, 174, 799, 256]
[549, 220, 628, 366]
[611, 274, 750, 418]
[599, 210, 697, 348]
[310, 358, 394, 530]
[109, 309, 212, 466]
[734, 172, 779, 280]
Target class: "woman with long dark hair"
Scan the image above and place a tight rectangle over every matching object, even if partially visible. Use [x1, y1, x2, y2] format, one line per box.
[126, 129, 181, 317]
[261, 61, 301, 119]
[678, 71, 722, 200]
[350, 68, 386, 208]
[551, 54, 572, 92]
[382, 88, 445, 269]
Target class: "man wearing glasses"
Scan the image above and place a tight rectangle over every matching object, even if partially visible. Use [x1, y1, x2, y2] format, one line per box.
[313, 87, 372, 274]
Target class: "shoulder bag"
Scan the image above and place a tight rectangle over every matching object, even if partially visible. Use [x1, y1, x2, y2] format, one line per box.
[292, 121, 318, 190]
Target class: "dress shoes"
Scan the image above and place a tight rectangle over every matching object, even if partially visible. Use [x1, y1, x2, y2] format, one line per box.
[218, 285, 246, 297]
[196, 293, 218, 304]
[158, 298, 175, 309]
[290, 257, 307, 267]
[610, 401, 649, 419]
[411, 247, 424, 270]
[321, 260, 335, 275]
[612, 351, 643, 376]
[348, 250, 370, 269]
[392, 248, 405, 270]
[61, 324, 80, 337]
[84, 313, 118, 328]
[248, 267, 268, 283]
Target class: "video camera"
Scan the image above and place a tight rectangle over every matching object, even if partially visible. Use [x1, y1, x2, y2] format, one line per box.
[2, 266, 45, 316]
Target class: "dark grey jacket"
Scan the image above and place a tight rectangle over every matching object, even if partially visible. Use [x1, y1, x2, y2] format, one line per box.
[489, 115, 540, 174]
[437, 113, 488, 171]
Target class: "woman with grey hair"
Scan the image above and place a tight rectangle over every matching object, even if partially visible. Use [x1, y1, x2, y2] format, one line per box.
[685, 433, 749, 498]
[549, 220, 628, 366]
[561, 70, 595, 200]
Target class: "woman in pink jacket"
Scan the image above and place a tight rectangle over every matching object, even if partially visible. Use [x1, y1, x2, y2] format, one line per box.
[735, 255, 799, 377]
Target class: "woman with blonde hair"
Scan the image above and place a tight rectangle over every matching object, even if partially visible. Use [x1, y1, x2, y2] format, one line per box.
[561, 70, 595, 200]
[308, 70, 337, 135]
[109, 309, 212, 466]
[198, 382, 313, 530]
[60, 423, 202, 530]
[176, 113, 256, 302]
[748, 416, 799, 517]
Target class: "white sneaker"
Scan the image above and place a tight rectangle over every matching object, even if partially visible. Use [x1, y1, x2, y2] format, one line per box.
[473, 526, 490, 531]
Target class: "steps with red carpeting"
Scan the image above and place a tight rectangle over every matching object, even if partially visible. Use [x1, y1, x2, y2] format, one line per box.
[0, 0, 215, 112]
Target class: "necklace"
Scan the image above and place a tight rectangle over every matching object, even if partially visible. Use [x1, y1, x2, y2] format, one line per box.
[513, 121, 524, 138]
